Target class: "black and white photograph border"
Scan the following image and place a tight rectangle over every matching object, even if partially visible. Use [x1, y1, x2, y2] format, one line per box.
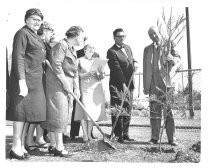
[2, 0, 210, 167]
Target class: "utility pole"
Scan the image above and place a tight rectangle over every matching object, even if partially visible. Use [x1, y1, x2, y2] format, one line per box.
[185, 7, 194, 118]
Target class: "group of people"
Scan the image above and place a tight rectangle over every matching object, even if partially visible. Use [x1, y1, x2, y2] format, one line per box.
[6, 8, 180, 160]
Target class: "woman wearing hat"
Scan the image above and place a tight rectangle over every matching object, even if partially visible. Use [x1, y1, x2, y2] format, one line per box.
[41, 26, 84, 157]
[25, 21, 55, 151]
[6, 8, 46, 160]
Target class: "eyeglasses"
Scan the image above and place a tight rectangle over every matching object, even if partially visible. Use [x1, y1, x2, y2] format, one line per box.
[29, 17, 42, 23]
[115, 35, 126, 38]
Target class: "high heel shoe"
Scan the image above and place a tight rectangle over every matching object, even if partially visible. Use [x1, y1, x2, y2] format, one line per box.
[83, 136, 89, 143]
[9, 150, 26, 160]
[53, 148, 70, 158]
[48, 146, 55, 154]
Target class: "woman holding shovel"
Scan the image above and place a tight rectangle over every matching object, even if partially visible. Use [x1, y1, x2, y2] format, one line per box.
[41, 26, 84, 157]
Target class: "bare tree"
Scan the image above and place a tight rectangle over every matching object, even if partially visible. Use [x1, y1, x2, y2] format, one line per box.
[156, 7, 186, 152]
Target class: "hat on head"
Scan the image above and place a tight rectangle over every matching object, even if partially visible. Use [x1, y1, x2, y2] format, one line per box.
[25, 8, 44, 22]
[37, 21, 53, 35]
[40, 21, 53, 31]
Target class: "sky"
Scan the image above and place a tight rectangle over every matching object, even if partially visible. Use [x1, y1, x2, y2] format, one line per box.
[2, 0, 210, 166]
[4, 0, 206, 98]
[4, 0, 205, 71]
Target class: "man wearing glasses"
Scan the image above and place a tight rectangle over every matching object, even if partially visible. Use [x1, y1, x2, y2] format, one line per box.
[107, 28, 136, 143]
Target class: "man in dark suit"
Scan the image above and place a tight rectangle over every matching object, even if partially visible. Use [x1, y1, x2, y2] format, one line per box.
[107, 28, 135, 143]
[143, 26, 178, 146]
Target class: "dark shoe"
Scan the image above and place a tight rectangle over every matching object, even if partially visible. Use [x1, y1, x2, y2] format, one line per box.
[91, 133, 97, 139]
[23, 152, 30, 159]
[53, 148, 70, 158]
[91, 135, 96, 139]
[117, 137, 124, 143]
[123, 136, 134, 141]
[148, 139, 158, 144]
[9, 150, 26, 160]
[168, 141, 178, 146]
[69, 136, 76, 140]
[48, 146, 56, 154]
[63, 134, 71, 143]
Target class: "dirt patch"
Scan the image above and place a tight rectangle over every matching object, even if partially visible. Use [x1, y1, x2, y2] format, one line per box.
[6, 126, 201, 162]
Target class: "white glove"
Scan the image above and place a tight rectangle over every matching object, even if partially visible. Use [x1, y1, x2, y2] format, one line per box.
[19, 79, 28, 97]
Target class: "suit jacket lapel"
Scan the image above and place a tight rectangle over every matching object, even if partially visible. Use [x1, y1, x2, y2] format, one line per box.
[124, 46, 133, 64]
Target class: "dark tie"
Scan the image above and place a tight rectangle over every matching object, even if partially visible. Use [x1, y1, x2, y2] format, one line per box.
[119, 45, 124, 49]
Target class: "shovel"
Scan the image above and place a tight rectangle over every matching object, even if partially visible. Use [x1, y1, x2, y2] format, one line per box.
[45, 60, 116, 150]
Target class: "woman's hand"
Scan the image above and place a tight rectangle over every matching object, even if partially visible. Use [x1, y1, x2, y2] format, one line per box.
[73, 88, 80, 99]
[96, 66, 105, 80]
[89, 71, 97, 77]
[97, 71, 105, 80]
[19, 79, 28, 97]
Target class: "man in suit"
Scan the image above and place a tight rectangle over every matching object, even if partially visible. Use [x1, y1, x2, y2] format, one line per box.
[107, 28, 135, 143]
[143, 26, 179, 146]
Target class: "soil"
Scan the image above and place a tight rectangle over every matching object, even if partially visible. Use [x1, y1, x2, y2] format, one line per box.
[6, 126, 200, 163]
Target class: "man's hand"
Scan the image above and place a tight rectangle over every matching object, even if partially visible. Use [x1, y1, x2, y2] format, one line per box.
[19, 79, 28, 97]
[123, 83, 129, 94]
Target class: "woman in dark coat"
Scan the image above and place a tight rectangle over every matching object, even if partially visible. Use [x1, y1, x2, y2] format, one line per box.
[6, 8, 46, 160]
[25, 21, 55, 150]
[41, 26, 84, 157]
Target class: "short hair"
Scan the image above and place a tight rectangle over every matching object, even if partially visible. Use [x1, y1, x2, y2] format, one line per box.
[37, 21, 53, 36]
[25, 8, 43, 22]
[83, 44, 95, 52]
[148, 26, 158, 35]
[65, 26, 84, 38]
[113, 28, 124, 36]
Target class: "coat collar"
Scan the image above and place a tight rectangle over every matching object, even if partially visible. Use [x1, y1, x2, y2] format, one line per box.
[64, 38, 77, 59]
[23, 25, 45, 45]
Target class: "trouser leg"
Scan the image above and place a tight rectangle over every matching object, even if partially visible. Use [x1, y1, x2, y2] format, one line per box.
[165, 108, 175, 142]
[122, 115, 131, 138]
[111, 115, 123, 138]
[70, 100, 80, 137]
[150, 101, 162, 141]
[43, 129, 48, 137]
[123, 91, 133, 138]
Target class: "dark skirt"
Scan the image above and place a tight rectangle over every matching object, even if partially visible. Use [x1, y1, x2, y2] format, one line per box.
[6, 69, 46, 122]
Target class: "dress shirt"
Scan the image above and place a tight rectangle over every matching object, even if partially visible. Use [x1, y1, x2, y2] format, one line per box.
[116, 44, 128, 57]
